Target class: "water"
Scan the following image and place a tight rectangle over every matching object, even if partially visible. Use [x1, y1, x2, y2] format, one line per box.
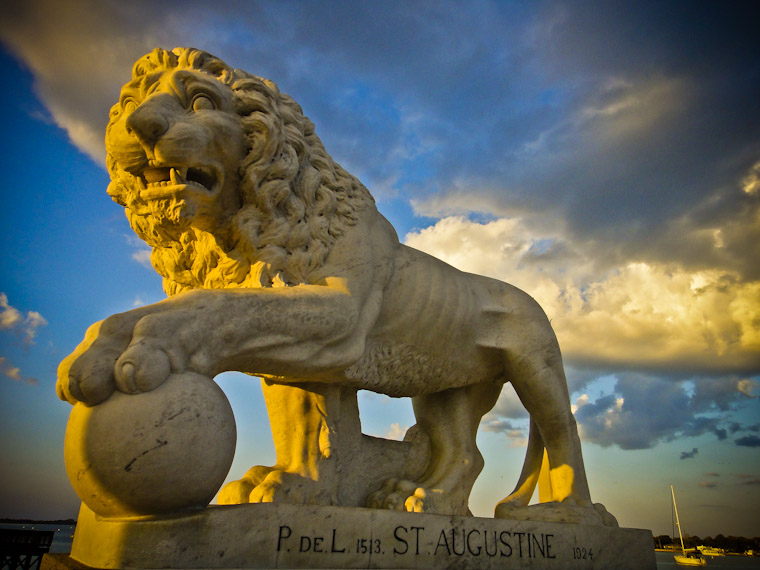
[656, 551, 760, 569]
[0, 522, 76, 554]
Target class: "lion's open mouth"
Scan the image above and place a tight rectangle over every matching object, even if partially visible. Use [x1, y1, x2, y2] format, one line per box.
[140, 166, 218, 199]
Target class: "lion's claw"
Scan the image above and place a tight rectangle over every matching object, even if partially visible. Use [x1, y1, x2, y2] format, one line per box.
[367, 479, 441, 514]
[115, 345, 171, 394]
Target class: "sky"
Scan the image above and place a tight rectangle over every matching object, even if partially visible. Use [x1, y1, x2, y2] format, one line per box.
[0, 0, 758, 538]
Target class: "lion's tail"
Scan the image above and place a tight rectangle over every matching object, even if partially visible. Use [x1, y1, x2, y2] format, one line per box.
[494, 419, 549, 515]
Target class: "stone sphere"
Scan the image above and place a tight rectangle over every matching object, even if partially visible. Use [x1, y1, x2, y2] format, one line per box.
[65, 371, 236, 518]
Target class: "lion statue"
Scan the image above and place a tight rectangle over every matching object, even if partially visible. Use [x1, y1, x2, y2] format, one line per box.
[57, 47, 615, 525]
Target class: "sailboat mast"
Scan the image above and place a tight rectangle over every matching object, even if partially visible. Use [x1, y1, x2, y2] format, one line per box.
[671, 485, 686, 553]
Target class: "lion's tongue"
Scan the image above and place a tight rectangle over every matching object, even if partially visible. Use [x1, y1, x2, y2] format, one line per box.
[143, 167, 172, 184]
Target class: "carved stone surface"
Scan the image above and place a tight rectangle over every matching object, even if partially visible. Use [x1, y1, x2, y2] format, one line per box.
[67, 502, 655, 569]
[64, 372, 236, 518]
[57, 47, 620, 527]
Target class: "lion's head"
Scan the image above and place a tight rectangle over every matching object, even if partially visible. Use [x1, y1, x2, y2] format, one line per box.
[106, 47, 373, 296]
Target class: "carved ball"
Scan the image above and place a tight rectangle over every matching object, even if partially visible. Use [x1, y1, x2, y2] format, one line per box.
[64, 371, 236, 518]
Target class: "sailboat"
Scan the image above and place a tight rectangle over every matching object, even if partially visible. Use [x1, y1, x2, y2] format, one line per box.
[671, 485, 707, 566]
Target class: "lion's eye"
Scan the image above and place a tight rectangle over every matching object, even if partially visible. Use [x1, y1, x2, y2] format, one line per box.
[122, 98, 138, 114]
[192, 94, 216, 112]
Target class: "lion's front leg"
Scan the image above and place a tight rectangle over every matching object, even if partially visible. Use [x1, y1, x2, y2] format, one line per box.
[59, 285, 364, 407]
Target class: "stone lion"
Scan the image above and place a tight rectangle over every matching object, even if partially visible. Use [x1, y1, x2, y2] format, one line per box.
[57, 47, 615, 525]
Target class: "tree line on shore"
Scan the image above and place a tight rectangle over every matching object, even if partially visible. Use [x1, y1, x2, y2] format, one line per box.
[654, 534, 759, 553]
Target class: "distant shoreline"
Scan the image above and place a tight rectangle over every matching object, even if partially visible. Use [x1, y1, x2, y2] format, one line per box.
[0, 518, 76, 525]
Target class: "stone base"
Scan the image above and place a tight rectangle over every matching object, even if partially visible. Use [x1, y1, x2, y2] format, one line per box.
[66, 502, 655, 569]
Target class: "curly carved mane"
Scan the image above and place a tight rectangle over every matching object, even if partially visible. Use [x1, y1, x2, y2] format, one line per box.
[106, 47, 374, 296]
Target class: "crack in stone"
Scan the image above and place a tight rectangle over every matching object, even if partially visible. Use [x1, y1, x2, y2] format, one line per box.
[124, 438, 168, 471]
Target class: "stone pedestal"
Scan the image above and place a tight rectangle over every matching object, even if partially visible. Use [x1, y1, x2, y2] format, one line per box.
[63, 502, 655, 569]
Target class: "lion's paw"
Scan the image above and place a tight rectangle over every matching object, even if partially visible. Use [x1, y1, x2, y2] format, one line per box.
[217, 465, 274, 505]
[366, 479, 446, 514]
[241, 470, 336, 506]
[494, 501, 619, 527]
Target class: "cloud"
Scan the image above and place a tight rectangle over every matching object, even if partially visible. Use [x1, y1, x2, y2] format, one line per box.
[704, 472, 719, 477]
[737, 379, 757, 398]
[698, 481, 718, 489]
[480, 417, 528, 447]
[0, 357, 39, 386]
[405, 217, 760, 375]
[681, 448, 699, 460]
[384, 423, 408, 441]
[131, 249, 153, 269]
[742, 161, 760, 196]
[0, 293, 48, 345]
[562, 373, 757, 450]
[734, 435, 760, 448]
[0, 293, 23, 329]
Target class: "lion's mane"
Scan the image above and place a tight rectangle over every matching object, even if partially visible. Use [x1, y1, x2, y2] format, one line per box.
[106, 47, 374, 296]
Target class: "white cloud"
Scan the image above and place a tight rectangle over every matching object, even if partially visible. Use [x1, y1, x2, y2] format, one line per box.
[0, 294, 24, 330]
[131, 249, 153, 269]
[0, 294, 48, 345]
[384, 423, 408, 441]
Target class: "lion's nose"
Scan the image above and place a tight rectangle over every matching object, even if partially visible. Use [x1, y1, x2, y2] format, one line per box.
[125, 103, 170, 148]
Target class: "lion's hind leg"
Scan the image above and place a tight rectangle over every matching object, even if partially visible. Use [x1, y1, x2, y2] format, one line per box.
[366, 381, 502, 516]
[507, 342, 592, 507]
[494, 418, 545, 515]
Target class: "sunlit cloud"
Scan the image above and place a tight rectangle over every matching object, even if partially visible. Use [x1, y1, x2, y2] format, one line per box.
[737, 477, 760, 486]
[737, 379, 757, 398]
[0, 356, 39, 386]
[699, 481, 718, 489]
[406, 217, 760, 374]
[578, 76, 690, 142]
[742, 161, 760, 195]
[0, 293, 47, 345]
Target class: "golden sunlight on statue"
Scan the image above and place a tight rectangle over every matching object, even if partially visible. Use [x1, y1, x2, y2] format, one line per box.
[57, 47, 616, 527]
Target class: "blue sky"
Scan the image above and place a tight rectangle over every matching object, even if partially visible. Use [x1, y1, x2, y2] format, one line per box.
[1, 0, 758, 537]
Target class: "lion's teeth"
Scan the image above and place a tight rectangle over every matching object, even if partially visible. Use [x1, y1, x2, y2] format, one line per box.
[169, 167, 182, 185]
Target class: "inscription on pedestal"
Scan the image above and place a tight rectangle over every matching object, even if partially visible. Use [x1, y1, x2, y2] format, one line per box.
[276, 523, 566, 560]
[70, 503, 655, 569]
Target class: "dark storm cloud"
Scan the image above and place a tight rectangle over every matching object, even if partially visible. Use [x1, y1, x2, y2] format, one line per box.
[680, 448, 698, 460]
[569, 373, 757, 450]
[2, 1, 758, 280]
[735, 435, 760, 448]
